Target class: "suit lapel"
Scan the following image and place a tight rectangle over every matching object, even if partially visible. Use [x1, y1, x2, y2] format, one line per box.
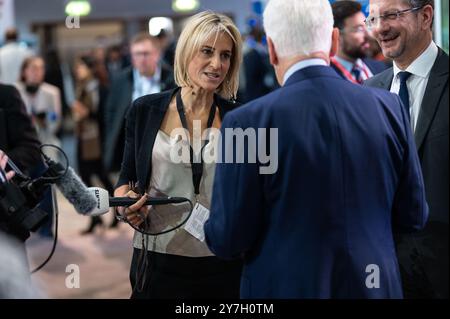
[375, 69, 393, 90]
[414, 49, 449, 150]
[136, 88, 177, 192]
[137, 107, 162, 193]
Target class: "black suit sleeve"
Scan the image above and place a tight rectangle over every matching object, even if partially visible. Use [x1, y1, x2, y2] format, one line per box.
[0, 85, 41, 172]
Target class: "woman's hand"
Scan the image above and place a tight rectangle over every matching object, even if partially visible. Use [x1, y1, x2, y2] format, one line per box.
[0, 150, 15, 181]
[117, 190, 149, 227]
[71, 100, 89, 121]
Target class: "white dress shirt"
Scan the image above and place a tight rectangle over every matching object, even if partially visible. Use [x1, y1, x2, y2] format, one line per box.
[334, 56, 374, 81]
[390, 41, 438, 131]
[132, 65, 162, 102]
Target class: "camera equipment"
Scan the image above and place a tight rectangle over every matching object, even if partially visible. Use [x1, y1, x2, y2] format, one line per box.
[0, 144, 96, 241]
[0, 161, 49, 241]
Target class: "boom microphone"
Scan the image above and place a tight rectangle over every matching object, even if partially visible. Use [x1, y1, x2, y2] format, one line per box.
[53, 166, 98, 215]
[7, 157, 97, 215]
[86, 187, 189, 216]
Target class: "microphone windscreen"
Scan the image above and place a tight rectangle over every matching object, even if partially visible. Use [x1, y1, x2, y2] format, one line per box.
[56, 167, 97, 214]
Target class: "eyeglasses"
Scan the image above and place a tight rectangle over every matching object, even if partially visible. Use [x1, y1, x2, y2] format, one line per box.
[365, 6, 423, 29]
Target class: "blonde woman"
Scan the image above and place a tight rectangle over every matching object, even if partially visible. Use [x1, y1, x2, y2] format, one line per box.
[114, 11, 243, 298]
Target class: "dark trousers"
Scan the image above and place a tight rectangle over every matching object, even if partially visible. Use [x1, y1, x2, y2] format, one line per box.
[129, 248, 242, 299]
[396, 222, 449, 299]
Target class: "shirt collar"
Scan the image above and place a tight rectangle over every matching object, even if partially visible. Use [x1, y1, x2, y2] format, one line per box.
[393, 41, 438, 79]
[283, 58, 328, 85]
[335, 56, 366, 73]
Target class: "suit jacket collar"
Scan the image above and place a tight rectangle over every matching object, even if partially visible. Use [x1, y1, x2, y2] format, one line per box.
[137, 88, 175, 192]
[367, 67, 394, 90]
[284, 65, 343, 87]
[365, 48, 448, 150]
[415, 48, 449, 150]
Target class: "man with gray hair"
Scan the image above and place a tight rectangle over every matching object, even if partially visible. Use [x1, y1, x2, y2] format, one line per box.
[365, 0, 448, 299]
[205, 0, 428, 298]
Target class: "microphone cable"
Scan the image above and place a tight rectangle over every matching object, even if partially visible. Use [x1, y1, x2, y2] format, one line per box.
[124, 199, 194, 236]
[30, 144, 68, 274]
[114, 191, 194, 294]
[31, 184, 59, 274]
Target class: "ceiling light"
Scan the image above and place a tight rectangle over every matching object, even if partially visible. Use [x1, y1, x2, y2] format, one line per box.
[65, 0, 91, 16]
[172, 0, 200, 13]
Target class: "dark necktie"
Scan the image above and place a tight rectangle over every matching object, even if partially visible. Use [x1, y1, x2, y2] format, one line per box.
[398, 71, 413, 121]
[351, 65, 363, 84]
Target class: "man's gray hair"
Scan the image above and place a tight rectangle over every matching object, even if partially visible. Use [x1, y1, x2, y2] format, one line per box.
[404, 0, 434, 28]
[263, 0, 334, 58]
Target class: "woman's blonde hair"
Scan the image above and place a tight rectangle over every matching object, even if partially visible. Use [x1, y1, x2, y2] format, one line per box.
[174, 11, 242, 100]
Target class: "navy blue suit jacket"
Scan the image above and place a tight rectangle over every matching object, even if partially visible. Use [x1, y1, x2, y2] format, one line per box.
[204, 65, 428, 298]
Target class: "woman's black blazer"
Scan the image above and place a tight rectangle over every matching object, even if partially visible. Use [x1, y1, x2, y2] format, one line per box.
[116, 87, 239, 194]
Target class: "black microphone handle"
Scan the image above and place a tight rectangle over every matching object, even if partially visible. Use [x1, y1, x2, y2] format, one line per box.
[109, 196, 189, 207]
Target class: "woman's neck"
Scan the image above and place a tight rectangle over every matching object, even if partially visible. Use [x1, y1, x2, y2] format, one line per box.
[180, 86, 214, 115]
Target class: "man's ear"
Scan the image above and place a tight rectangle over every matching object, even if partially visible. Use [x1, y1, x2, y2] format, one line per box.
[267, 37, 278, 66]
[330, 28, 340, 57]
[421, 4, 434, 31]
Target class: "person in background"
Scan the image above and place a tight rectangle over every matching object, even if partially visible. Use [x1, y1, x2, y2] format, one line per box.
[156, 29, 177, 68]
[44, 48, 69, 137]
[366, 35, 393, 67]
[72, 56, 114, 234]
[106, 45, 128, 81]
[103, 33, 175, 175]
[15, 56, 62, 155]
[330, 1, 388, 84]
[91, 47, 110, 88]
[365, 0, 448, 299]
[0, 28, 33, 85]
[241, 24, 278, 102]
[15, 56, 62, 239]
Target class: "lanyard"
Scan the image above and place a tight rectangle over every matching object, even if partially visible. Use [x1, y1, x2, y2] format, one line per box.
[176, 89, 217, 196]
[331, 57, 370, 84]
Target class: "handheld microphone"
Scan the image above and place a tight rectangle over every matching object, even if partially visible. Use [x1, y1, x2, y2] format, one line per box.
[86, 187, 189, 216]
